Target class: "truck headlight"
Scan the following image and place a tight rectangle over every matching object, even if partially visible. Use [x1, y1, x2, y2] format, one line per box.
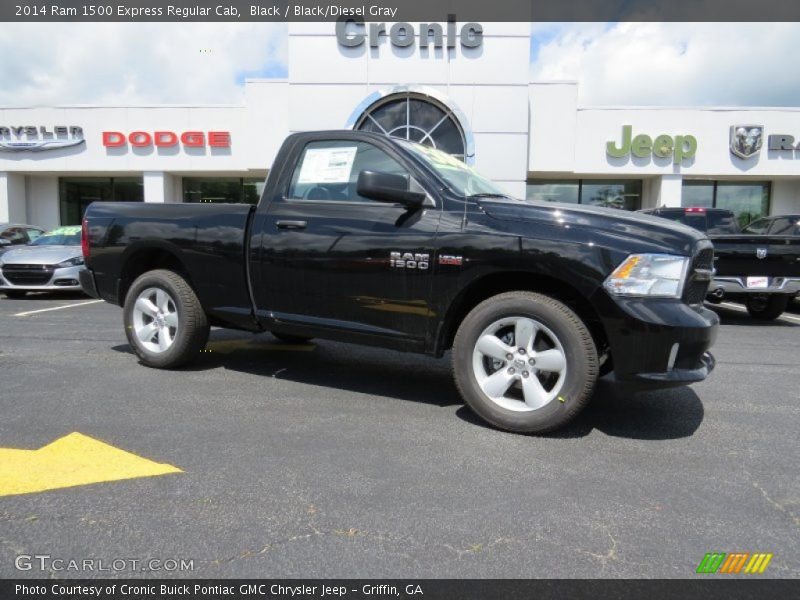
[603, 254, 689, 298]
[56, 256, 84, 268]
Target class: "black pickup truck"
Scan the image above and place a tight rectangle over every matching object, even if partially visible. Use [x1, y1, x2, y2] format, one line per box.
[80, 131, 718, 433]
[640, 207, 800, 320]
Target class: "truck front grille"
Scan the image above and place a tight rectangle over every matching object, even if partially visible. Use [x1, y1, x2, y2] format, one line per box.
[683, 244, 714, 305]
[2, 264, 55, 286]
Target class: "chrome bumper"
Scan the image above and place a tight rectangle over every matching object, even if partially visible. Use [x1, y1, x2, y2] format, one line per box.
[709, 276, 800, 297]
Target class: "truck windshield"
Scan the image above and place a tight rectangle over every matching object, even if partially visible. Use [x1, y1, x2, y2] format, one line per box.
[399, 142, 510, 198]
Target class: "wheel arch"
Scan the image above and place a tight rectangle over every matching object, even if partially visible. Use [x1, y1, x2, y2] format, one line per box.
[117, 243, 192, 306]
[435, 272, 610, 361]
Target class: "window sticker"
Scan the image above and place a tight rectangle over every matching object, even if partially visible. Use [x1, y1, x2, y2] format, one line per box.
[297, 146, 358, 184]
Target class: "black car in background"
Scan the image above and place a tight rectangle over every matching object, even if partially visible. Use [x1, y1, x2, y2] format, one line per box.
[742, 214, 800, 236]
[0, 223, 46, 257]
[640, 207, 800, 320]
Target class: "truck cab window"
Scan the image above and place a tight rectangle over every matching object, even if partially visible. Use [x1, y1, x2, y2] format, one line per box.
[288, 140, 410, 203]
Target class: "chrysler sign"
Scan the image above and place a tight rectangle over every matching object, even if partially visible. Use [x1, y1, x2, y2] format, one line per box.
[0, 125, 84, 152]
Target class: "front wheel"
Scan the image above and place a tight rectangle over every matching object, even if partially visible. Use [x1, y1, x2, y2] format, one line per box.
[123, 269, 209, 368]
[452, 291, 598, 434]
[746, 294, 788, 320]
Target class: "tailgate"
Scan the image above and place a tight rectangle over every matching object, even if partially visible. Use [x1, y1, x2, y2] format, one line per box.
[711, 235, 800, 278]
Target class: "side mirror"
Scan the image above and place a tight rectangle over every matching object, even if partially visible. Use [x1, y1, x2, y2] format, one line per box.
[356, 170, 427, 209]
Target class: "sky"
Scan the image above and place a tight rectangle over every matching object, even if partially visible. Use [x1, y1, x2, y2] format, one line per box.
[0, 22, 798, 107]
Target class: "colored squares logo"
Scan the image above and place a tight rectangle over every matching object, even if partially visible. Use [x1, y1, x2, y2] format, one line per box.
[696, 552, 773, 574]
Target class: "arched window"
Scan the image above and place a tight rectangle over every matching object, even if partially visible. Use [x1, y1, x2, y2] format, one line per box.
[355, 92, 467, 161]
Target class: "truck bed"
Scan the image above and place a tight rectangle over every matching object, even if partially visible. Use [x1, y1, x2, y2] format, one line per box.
[84, 202, 257, 330]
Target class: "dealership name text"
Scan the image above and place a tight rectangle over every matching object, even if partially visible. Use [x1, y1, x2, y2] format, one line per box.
[15, 583, 422, 597]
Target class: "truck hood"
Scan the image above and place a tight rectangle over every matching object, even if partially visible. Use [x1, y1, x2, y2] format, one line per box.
[0, 245, 82, 266]
[478, 199, 705, 255]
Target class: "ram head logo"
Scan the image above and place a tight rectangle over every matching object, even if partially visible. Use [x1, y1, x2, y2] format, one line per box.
[730, 125, 763, 159]
[756, 247, 768, 259]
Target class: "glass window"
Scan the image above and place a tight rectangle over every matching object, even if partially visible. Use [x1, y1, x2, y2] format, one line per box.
[681, 181, 714, 208]
[705, 211, 740, 234]
[59, 177, 143, 225]
[1, 227, 28, 244]
[30, 225, 82, 246]
[526, 180, 579, 204]
[681, 180, 770, 229]
[26, 228, 43, 241]
[767, 217, 800, 235]
[355, 93, 467, 160]
[182, 178, 264, 205]
[400, 141, 506, 197]
[715, 182, 770, 229]
[581, 180, 642, 210]
[288, 140, 410, 203]
[742, 218, 770, 234]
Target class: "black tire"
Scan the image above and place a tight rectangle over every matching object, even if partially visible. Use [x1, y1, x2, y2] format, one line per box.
[272, 332, 314, 344]
[123, 269, 209, 368]
[745, 295, 789, 321]
[452, 291, 598, 434]
[3, 290, 27, 299]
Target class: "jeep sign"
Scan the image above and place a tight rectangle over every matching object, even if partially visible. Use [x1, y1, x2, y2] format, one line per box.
[607, 125, 697, 165]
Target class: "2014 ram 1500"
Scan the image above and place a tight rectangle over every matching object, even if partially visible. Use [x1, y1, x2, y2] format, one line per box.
[80, 131, 718, 433]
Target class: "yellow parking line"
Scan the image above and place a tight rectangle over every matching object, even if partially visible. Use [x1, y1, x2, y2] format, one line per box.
[13, 299, 103, 317]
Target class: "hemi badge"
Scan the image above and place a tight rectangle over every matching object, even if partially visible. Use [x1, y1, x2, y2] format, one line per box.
[439, 255, 463, 266]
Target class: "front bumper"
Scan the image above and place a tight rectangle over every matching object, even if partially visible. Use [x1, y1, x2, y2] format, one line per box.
[592, 289, 719, 390]
[0, 264, 85, 291]
[709, 276, 800, 297]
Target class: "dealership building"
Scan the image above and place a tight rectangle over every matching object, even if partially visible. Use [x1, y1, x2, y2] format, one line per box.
[1, 21, 799, 231]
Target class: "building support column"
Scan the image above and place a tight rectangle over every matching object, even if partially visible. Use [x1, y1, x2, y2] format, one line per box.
[0, 172, 27, 223]
[143, 172, 177, 203]
[656, 174, 683, 208]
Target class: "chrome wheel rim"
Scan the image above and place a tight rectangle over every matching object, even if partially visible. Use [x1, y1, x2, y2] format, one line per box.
[132, 287, 179, 354]
[472, 316, 567, 412]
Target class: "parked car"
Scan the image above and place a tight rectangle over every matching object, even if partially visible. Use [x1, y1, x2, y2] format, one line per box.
[81, 130, 718, 434]
[0, 225, 85, 298]
[639, 207, 800, 320]
[742, 214, 800, 236]
[0, 223, 46, 257]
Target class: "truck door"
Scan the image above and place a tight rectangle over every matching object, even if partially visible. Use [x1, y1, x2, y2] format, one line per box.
[254, 138, 442, 347]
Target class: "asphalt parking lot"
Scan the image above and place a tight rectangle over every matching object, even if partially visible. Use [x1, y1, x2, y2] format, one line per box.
[0, 293, 798, 578]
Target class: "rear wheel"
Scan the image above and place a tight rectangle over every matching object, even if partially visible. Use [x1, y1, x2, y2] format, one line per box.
[123, 269, 209, 368]
[452, 291, 598, 434]
[3, 290, 27, 299]
[272, 332, 314, 344]
[746, 294, 788, 321]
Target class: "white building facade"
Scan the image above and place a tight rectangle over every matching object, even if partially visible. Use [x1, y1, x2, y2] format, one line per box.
[1, 21, 799, 230]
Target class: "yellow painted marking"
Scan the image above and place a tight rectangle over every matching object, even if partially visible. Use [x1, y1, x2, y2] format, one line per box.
[558, 396, 566, 403]
[0, 432, 181, 497]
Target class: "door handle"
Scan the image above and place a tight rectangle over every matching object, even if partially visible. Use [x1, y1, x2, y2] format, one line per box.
[276, 220, 307, 230]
